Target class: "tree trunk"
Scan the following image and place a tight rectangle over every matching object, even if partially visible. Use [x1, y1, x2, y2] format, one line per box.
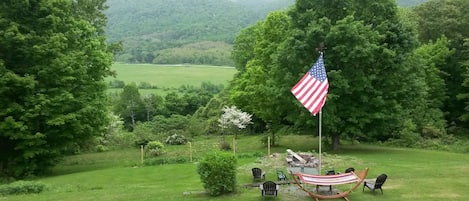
[332, 134, 340, 151]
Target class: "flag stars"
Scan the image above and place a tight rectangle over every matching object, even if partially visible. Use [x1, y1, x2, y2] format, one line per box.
[309, 57, 327, 82]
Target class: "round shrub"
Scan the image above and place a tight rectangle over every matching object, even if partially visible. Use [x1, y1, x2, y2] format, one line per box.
[196, 151, 237, 196]
[146, 141, 164, 157]
[165, 134, 188, 145]
[95, 145, 109, 152]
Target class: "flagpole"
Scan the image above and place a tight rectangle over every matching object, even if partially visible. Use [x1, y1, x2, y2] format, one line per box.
[318, 109, 322, 175]
[291, 47, 327, 176]
[317, 48, 325, 175]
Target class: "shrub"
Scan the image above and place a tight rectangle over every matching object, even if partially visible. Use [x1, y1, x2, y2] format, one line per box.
[138, 81, 153, 89]
[143, 157, 190, 166]
[0, 180, 45, 195]
[165, 134, 188, 145]
[109, 80, 125, 88]
[197, 151, 237, 196]
[95, 145, 109, 152]
[146, 141, 164, 157]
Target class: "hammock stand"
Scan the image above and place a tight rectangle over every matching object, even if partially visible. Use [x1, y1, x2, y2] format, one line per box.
[290, 168, 369, 201]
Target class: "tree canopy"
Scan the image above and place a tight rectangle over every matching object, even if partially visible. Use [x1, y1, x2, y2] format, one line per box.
[413, 0, 469, 132]
[0, 0, 113, 178]
[229, 0, 456, 150]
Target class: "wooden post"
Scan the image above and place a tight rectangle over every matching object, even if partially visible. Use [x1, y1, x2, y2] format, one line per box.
[267, 136, 271, 156]
[189, 142, 192, 162]
[233, 138, 236, 156]
[140, 145, 144, 165]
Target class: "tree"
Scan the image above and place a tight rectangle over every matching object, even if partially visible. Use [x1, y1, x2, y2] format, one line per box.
[457, 39, 469, 123]
[113, 83, 145, 130]
[413, 0, 469, 132]
[0, 0, 113, 178]
[142, 94, 164, 121]
[229, 11, 292, 146]
[230, 0, 434, 150]
[218, 106, 252, 138]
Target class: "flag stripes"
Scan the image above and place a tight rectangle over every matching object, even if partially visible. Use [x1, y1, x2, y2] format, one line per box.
[291, 53, 328, 116]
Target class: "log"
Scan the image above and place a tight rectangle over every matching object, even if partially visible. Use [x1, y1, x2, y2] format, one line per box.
[286, 149, 307, 163]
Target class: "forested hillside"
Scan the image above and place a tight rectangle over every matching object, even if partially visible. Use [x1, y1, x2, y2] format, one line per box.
[105, 0, 294, 64]
[105, 0, 428, 65]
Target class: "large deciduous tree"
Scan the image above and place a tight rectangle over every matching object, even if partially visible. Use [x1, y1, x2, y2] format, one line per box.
[413, 0, 469, 132]
[0, 0, 113, 178]
[230, 0, 448, 150]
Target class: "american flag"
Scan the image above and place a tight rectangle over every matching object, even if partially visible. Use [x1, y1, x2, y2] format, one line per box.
[291, 53, 328, 116]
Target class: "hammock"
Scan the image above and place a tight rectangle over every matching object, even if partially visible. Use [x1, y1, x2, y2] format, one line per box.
[290, 168, 369, 201]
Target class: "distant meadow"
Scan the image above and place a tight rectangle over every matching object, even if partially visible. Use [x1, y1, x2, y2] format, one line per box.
[106, 63, 237, 95]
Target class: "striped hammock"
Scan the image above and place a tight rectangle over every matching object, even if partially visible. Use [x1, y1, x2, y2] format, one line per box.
[296, 172, 360, 186]
[290, 168, 369, 201]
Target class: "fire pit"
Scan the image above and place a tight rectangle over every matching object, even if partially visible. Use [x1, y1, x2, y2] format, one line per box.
[286, 149, 319, 175]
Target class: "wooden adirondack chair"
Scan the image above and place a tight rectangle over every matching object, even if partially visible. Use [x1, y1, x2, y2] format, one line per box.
[252, 168, 265, 182]
[260, 181, 279, 197]
[363, 173, 388, 194]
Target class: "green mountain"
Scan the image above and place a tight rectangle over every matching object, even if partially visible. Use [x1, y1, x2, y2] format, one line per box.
[105, 0, 294, 64]
[105, 0, 427, 64]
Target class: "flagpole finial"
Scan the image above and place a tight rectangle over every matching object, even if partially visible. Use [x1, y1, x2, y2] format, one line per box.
[315, 42, 327, 53]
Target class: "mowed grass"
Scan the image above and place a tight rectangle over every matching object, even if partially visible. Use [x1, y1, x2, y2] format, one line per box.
[106, 63, 237, 95]
[4, 135, 469, 201]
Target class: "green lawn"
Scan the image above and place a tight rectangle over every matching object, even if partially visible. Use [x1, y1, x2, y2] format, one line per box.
[3, 135, 469, 201]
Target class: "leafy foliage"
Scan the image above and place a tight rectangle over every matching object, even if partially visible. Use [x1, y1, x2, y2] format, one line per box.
[229, 0, 455, 150]
[0, 0, 113, 178]
[152, 41, 234, 66]
[165, 134, 188, 145]
[196, 151, 237, 196]
[145, 141, 164, 157]
[413, 0, 469, 132]
[218, 106, 252, 130]
[0, 180, 45, 196]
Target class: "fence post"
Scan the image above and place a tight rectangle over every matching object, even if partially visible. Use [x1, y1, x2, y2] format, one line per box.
[189, 142, 192, 162]
[140, 145, 144, 165]
[267, 136, 271, 156]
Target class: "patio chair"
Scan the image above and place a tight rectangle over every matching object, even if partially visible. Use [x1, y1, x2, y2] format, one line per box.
[363, 173, 388, 194]
[315, 169, 336, 194]
[345, 167, 355, 173]
[252, 168, 265, 182]
[277, 170, 287, 181]
[260, 181, 279, 197]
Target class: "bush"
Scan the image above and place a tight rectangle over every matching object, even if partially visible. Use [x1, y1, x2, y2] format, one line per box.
[165, 134, 188, 145]
[146, 141, 164, 157]
[0, 180, 45, 195]
[95, 145, 109, 152]
[143, 157, 191, 166]
[197, 151, 237, 196]
[108, 80, 125, 88]
[138, 81, 153, 89]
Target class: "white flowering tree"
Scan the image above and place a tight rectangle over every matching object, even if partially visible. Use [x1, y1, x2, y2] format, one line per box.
[218, 105, 253, 138]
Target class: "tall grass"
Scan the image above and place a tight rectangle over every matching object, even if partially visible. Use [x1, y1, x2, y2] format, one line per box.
[3, 135, 469, 201]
